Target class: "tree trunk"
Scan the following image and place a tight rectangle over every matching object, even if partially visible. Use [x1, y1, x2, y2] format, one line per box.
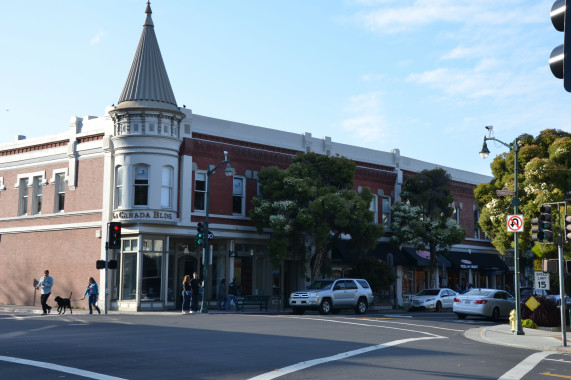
[311, 247, 326, 281]
[429, 243, 439, 288]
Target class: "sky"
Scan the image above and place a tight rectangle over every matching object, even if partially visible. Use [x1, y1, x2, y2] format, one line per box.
[0, 0, 569, 176]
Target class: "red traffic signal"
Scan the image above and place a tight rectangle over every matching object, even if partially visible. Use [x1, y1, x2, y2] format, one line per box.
[108, 222, 122, 249]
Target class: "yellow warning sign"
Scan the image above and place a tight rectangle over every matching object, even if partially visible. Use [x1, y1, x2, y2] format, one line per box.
[534, 260, 542, 272]
[525, 296, 540, 311]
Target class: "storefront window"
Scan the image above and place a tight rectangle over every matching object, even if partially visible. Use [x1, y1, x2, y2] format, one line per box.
[142, 251, 162, 301]
[121, 251, 137, 301]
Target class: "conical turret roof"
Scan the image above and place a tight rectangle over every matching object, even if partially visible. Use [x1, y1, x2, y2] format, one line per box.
[116, 2, 179, 112]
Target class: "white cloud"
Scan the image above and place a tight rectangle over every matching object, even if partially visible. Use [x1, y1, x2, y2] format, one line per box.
[90, 31, 105, 45]
[340, 92, 389, 141]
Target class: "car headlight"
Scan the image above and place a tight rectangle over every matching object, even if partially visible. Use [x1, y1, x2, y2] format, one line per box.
[425, 298, 434, 302]
[308, 292, 319, 297]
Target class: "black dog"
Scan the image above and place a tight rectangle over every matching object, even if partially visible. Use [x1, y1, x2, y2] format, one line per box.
[54, 292, 73, 314]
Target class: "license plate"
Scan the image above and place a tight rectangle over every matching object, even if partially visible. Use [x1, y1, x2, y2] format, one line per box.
[463, 300, 471, 304]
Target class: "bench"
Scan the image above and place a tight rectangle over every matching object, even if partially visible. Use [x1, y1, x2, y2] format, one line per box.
[236, 295, 270, 311]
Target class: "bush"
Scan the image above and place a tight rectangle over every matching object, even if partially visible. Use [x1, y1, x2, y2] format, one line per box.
[520, 295, 561, 327]
[522, 319, 537, 329]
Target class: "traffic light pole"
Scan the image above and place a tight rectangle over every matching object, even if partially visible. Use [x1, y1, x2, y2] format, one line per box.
[104, 241, 108, 315]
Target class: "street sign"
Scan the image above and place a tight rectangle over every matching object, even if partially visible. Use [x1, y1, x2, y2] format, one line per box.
[534, 272, 550, 291]
[208, 231, 214, 240]
[496, 187, 515, 197]
[534, 260, 542, 271]
[507, 214, 524, 233]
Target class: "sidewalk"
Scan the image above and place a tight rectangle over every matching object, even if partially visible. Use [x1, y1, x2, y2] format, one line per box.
[464, 323, 571, 353]
[2, 305, 570, 353]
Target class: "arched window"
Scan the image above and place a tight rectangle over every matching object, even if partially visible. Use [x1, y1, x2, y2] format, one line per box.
[161, 166, 173, 209]
[134, 165, 149, 206]
[115, 166, 123, 208]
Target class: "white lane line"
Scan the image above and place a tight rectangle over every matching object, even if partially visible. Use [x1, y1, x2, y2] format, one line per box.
[497, 351, 552, 380]
[350, 317, 465, 333]
[0, 356, 127, 380]
[248, 336, 445, 380]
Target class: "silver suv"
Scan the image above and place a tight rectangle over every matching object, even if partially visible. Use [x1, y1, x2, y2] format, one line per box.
[289, 278, 373, 315]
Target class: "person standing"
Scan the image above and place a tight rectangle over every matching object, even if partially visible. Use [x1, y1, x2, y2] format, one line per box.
[190, 272, 201, 314]
[36, 270, 53, 315]
[81, 277, 101, 314]
[182, 275, 191, 314]
[225, 278, 239, 311]
[217, 279, 227, 310]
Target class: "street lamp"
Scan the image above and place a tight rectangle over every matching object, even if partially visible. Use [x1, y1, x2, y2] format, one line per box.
[479, 126, 524, 335]
[200, 151, 235, 313]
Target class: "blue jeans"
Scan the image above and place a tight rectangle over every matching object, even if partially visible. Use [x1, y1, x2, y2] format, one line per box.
[225, 294, 237, 311]
[88, 294, 100, 314]
[182, 292, 191, 312]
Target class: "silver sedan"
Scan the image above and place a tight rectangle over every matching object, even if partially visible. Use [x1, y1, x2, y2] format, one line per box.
[453, 288, 514, 321]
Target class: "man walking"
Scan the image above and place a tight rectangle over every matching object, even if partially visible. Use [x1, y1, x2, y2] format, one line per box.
[225, 278, 239, 311]
[36, 270, 54, 315]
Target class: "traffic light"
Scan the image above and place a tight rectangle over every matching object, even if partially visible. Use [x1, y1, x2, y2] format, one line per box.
[543, 259, 558, 273]
[565, 214, 571, 242]
[549, 0, 571, 91]
[96, 260, 105, 270]
[108, 260, 118, 270]
[195, 222, 204, 245]
[531, 216, 544, 242]
[566, 260, 571, 273]
[539, 205, 554, 243]
[108, 222, 122, 249]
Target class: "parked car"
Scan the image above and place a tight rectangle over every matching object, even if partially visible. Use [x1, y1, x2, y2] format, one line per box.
[548, 293, 571, 307]
[409, 288, 458, 312]
[520, 287, 548, 298]
[289, 278, 374, 315]
[453, 288, 515, 321]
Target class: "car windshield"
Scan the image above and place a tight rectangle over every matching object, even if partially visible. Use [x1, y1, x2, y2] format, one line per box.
[463, 289, 492, 297]
[417, 289, 440, 296]
[307, 280, 334, 290]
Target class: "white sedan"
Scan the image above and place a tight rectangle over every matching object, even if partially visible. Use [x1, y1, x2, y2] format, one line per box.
[453, 288, 514, 321]
[409, 288, 457, 312]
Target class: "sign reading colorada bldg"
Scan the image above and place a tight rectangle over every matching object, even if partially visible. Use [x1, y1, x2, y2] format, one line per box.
[113, 210, 176, 222]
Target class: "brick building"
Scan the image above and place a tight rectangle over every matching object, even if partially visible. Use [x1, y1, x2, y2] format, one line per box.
[0, 3, 505, 312]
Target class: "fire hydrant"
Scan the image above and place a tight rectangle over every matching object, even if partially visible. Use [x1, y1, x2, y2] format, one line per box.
[509, 309, 516, 332]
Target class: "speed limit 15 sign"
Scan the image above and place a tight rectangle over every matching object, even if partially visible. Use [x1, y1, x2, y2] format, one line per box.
[534, 272, 550, 291]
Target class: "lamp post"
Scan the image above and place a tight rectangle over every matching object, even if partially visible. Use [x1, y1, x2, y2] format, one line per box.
[479, 126, 524, 335]
[200, 151, 234, 314]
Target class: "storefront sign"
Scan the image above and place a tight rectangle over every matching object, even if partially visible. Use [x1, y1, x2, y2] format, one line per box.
[460, 259, 478, 269]
[113, 210, 176, 221]
[496, 187, 515, 197]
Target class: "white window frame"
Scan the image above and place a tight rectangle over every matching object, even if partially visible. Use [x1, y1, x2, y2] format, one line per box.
[115, 166, 124, 209]
[161, 166, 173, 209]
[369, 195, 378, 224]
[32, 176, 43, 214]
[381, 196, 391, 229]
[133, 164, 150, 207]
[18, 178, 29, 215]
[14, 171, 46, 215]
[54, 172, 66, 212]
[194, 171, 206, 212]
[232, 176, 245, 215]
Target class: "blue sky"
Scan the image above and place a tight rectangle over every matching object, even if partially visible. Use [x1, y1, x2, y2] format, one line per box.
[0, 0, 568, 176]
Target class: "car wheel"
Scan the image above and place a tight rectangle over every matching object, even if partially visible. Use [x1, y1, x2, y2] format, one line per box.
[456, 313, 466, 319]
[355, 298, 368, 315]
[490, 307, 500, 322]
[319, 299, 332, 315]
[292, 308, 305, 315]
[435, 301, 442, 312]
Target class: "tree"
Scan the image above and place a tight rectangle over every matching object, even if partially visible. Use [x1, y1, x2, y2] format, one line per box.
[347, 256, 396, 294]
[474, 129, 571, 261]
[250, 152, 384, 281]
[390, 168, 466, 288]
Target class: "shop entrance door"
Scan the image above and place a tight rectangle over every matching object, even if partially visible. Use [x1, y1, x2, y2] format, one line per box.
[176, 255, 197, 309]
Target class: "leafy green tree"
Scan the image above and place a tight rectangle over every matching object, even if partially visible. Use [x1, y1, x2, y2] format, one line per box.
[250, 152, 384, 281]
[347, 256, 395, 294]
[390, 168, 466, 287]
[474, 129, 571, 261]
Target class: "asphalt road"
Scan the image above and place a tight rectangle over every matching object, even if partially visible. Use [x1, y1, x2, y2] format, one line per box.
[1, 310, 569, 379]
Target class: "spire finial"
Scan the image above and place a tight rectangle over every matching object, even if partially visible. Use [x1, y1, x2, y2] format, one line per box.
[146, 1, 152, 14]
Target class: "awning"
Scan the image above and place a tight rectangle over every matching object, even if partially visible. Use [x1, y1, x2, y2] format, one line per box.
[331, 241, 410, 266]
[400, 247, 452, 268]
[446, 251, 508, 273]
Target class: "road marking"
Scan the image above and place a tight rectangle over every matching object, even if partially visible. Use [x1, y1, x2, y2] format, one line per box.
[539, 372, 571, 378]
[354, 317, 465, 333]
[498, 351, 552, 380]
[0, 356, 126, 380]
[248, 336, 444, 380]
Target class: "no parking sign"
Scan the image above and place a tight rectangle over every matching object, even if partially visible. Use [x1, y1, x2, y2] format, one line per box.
[507, 214, 524, 233]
